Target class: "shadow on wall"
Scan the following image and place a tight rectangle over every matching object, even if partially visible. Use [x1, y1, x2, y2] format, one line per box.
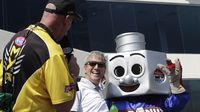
[182, 79, 200, 112]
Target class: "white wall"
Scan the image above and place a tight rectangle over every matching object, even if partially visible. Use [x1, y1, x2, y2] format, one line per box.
[167, 54, 200, 79]
[87, 0, 200, 5]
[0, 29, 199, 79]
[0, 29, 14, 59]
[73, 49, 89, 76]
[0, 29, 89, 77]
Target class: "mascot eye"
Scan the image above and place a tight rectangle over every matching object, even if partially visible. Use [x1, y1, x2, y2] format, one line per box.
[114, 66, 125, 77]
[131, 64, 142, 75]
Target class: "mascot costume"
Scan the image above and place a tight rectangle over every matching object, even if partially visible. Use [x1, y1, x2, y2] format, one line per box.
[103, 32, 189, 112]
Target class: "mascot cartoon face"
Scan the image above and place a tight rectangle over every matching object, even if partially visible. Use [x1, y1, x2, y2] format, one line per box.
[102, 32, 170, 99]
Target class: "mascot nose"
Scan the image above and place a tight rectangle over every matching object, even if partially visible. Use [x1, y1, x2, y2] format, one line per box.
[119, 75, 138, 85]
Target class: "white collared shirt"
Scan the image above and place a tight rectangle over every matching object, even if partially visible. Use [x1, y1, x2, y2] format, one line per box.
[71, 78, 109, 112]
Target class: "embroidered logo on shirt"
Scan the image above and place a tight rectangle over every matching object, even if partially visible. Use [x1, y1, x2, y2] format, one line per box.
[64, 83, 76, 92]
[3, 38, 26, 87]
[14, 36, 26, 46]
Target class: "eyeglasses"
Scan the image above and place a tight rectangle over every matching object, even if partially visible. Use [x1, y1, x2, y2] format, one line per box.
[85, 61, 106, 68]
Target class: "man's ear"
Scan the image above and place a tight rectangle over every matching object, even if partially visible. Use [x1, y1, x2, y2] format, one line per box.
[65, 15, 70, 20]
[64, 15, 70, 25]
[63, 15, 70, 25]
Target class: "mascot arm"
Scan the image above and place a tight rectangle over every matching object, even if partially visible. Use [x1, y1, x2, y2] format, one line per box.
[164, 92, 189, 112]
[157, 59, 190, 111]
[157, 59, 186, 94]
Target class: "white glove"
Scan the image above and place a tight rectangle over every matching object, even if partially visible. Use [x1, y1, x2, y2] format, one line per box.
[157, 59, 185, 94]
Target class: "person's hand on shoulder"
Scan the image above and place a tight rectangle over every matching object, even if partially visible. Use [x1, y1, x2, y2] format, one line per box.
[68, 55, 80, 81]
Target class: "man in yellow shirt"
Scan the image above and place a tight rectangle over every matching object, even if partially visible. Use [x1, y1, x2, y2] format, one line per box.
[1, 0, 81, 111]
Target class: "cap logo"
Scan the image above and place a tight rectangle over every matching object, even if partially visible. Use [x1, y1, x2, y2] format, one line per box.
[46, 3, 56, 10]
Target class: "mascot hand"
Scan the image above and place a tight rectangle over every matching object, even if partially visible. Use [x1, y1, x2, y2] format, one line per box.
[157, 58, 185, 94]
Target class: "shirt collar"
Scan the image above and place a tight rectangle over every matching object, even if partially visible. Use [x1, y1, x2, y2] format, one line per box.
[35, 22, 58, 43]
[80, 78, 98, 89]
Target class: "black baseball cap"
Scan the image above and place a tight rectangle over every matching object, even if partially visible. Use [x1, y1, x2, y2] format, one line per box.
[45, 0, 82, 21]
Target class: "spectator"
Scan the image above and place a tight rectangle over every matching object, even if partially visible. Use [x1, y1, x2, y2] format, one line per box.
[71, 51, 109, 112]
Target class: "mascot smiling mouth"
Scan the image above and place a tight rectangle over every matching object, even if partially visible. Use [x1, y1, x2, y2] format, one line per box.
[119, 84, 140, 92]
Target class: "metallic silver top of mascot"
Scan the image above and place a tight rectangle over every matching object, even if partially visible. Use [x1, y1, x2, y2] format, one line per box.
[115, 32, 146, 52]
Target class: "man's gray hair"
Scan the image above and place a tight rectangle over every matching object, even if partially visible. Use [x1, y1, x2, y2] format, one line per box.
[86, 50, 106, 63]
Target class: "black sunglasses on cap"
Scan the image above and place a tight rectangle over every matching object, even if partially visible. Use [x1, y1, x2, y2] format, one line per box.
[85, 61, 106, 68]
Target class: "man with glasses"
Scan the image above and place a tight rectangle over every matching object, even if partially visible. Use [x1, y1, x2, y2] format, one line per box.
[71, 51, 109, 112]
[1, 0, 81, 111]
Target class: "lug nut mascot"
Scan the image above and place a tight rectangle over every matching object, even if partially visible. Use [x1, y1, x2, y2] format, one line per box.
[103, 32, 189, 112]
